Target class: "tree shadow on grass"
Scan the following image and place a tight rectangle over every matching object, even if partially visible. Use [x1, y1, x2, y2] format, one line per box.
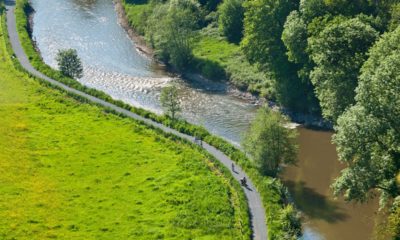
[283, 180, 349, 223]
[125, 0, 148, 5]
[4, 0, 15, 7]
[193, 57, 226, 81]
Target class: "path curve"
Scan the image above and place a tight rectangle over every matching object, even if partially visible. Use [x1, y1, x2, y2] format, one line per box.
[4, 1, 267, 239]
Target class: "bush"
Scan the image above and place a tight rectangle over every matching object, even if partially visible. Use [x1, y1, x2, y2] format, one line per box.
[218, 0, 244, 43]
[146, 0, 201, 71]
[56, 49, 83, 79]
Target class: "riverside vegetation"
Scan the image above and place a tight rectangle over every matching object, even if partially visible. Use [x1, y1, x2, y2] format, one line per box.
[122, 0, 400, 238]
[0, 5, 253, 239]
[8, 0, 303, 239]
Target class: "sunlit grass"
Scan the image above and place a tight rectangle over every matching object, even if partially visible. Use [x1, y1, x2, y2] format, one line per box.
[0, 9, 248, 239]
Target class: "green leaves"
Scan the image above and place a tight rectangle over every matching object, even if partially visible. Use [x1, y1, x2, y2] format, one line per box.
[160, 85, 181, 120]
[146, 0, 200, 70]
[242, 107, 298, 177]
[282, 11, 308, 64]
[55, 49, 83, 79]
[308, 17, 379, 121]
[218, 0, 244, 43]
[333, 27, 400, 206]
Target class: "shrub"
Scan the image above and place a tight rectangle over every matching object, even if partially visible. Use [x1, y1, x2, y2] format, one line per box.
[56, 49, 83, 79]
[218, 0, 244, 43]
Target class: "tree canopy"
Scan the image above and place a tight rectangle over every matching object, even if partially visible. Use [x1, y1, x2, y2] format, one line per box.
[56, 49, 83, 79]
[147, 0, 200, 70]
[218, 0, 244, 43]
[309, 17, 379, 121]
[242, 0, 320, 113]
[160, 84, 181, 120]
[333, 26, 400, 205]
[243, 107, 297, 177]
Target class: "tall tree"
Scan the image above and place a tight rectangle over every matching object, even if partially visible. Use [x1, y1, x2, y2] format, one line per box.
[309, 17, 379, 121]
[282, 11, 308, 65]
[282, 11, 321, 114]
[333, 26, 400, 205]
[160, 85, 181, 120]
[147, 0, 200, 70]
[56, 49, 83, 79]
[243, 107, 297, 177]
[241, 0, 318, 113]
[218, 0, 244, 43]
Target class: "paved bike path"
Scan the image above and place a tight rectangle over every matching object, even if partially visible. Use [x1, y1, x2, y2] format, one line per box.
[4, 1, 267, 238]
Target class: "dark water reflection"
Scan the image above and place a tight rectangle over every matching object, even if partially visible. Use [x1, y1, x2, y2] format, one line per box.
[283, 180, 349, 223]
[30, 0, 379, 239]
[283, 128, 379, 240]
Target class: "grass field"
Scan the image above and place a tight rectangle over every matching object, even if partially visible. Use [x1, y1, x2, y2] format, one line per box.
[0, 8, 250, 240]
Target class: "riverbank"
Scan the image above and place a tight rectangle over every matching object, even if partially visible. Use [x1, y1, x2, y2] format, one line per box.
[114, 0, 153, 57]
[9, 0, 302, 238]
[116, 0, 332, 130]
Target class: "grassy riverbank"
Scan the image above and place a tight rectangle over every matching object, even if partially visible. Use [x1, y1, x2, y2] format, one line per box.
[120, 0, 272, 96]
[13, 0, 302, 238]
[0, 6, 250, 239]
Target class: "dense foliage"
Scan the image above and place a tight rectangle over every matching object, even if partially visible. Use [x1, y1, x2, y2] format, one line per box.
[218, 0, 244, 43]
[243, 107, 297, 177]
[146, 0, 200, 70]
[333, 26, 400, 205]
[308, 16, 379, 121]
[56, 49, 83, 79]
[241, 0, 319, 113]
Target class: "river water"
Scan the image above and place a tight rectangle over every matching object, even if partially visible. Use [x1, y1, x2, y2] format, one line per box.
[29, 0, 379, 239]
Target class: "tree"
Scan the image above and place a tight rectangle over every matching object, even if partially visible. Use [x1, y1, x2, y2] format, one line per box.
[147, 0, 199, 71]
[218, 0, 244, 43]
[56, 49, 83, 79]
[243, 107, 297, 176]
[160, 85, 181, 120]
[299, 0, 329, 22]
[332, 26, 400, 205]
[389, 3, 400, 31]
[308, 17, 379, 121]
[241, 0, 319, 113]
[198, 0, 222, 11]
[282, 11, 321, 114]
[282, 11, 308, 65]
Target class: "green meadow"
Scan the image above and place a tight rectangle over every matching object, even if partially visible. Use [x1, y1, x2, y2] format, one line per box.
[0, 9, 249, 240]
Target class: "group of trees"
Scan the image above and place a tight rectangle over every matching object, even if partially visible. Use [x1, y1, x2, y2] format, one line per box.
[144, 0, 400, 237]
[333, 25, 400, 211]
[244, 1, 400, 237]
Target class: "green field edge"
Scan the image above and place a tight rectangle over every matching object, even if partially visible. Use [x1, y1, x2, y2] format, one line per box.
[10, 0, 302, 238]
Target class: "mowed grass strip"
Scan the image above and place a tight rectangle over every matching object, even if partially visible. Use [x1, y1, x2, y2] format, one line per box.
[0, 11, 247, 240]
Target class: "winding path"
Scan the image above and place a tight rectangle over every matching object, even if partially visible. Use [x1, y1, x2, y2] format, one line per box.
[4, 1, 267, 239]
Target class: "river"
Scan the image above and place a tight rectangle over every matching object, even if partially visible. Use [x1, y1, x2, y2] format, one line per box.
[29, 0, 379, 239]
